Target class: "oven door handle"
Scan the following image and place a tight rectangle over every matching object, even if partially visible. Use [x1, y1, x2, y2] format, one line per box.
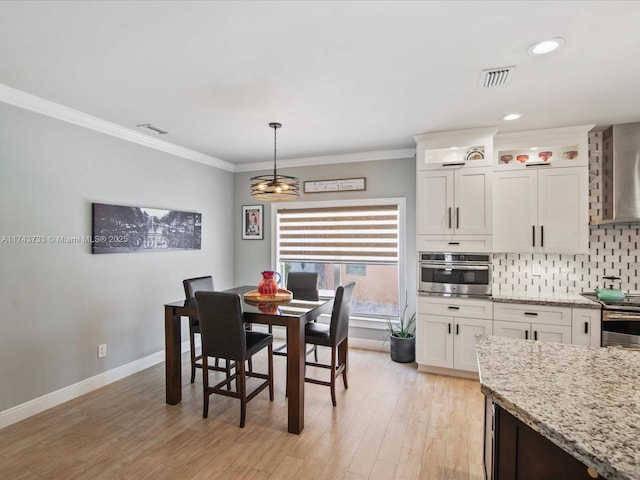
[421, 264, 490, 271]
[604, 313, 640, 321]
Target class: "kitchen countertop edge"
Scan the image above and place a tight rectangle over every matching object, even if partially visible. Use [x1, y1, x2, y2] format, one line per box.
[476, 335, 638, 480]
[491, 293, 600, 308]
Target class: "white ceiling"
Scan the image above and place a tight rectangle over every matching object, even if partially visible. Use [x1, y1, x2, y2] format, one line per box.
[1, 0, 640, 167]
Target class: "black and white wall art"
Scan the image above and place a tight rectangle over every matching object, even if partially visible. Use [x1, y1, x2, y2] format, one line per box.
[91, 203, 202, 254]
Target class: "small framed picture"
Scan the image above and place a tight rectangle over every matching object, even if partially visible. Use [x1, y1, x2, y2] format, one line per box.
[242, 205, 263, 240]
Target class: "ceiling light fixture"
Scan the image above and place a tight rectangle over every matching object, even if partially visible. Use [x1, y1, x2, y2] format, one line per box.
[250, 123, 300, 201]
[503, 113, 521, 121]
[527, 37, 564, 56]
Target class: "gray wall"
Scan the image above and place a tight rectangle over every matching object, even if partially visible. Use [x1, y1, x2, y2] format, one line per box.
[0, 102, 234, 412]
[233, 158, 417, 341]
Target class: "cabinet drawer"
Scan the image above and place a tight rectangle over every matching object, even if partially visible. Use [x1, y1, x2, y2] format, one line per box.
[417, 235, 493, 253]
[418, 296, 493, 319]
[493, 302, 571, 326]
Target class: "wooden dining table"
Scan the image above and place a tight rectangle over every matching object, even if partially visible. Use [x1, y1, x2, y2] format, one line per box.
[163, 285, 334, 434]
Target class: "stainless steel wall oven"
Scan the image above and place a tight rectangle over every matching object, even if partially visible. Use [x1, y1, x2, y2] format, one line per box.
[418, 252, 492, 297]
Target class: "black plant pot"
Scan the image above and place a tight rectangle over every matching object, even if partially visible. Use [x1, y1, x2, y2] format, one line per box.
[389, 335, 415, 363]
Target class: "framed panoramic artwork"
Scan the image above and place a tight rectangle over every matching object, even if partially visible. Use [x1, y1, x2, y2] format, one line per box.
[242, 204, 263, 240]
[91, 202, 201, 254]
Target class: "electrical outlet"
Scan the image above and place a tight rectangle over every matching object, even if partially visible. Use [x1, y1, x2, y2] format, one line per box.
[98, 344, 107, 358]
[532, 263, 541, 276]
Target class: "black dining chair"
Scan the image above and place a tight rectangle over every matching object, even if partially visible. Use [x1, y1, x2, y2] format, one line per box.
[304, 281, 356, 406]
[286, 271, 320, 301]
[183, 276, 221, 383]
[195, 291, 274, 428]
[273, 272, 320, 362]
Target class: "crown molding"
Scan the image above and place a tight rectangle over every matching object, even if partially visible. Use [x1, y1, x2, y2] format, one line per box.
[0, 83, 235, 172]
[234, 147, 416, 172]
[0, 82, 416, 173]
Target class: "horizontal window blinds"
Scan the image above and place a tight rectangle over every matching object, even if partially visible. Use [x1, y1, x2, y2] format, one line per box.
[277, 204, 399, 264]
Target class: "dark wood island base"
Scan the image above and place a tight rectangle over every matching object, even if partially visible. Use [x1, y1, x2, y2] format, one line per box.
[484, 398, 603, 480]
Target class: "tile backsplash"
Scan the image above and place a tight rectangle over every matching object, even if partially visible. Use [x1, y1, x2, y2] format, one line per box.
[492, 131, 640, 295]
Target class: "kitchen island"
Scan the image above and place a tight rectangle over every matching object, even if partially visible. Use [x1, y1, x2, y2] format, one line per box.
[476, 335, 640, 480]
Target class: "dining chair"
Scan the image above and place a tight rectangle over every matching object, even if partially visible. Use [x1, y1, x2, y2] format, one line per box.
[183, 276, 236, 383]
[195, 291, 274, 428]
[273, 272, 320, 362]
[286, 271, 320, 301]
[304, 281, 356, 406]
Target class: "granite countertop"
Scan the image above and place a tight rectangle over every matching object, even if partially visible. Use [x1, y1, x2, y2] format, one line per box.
[476, 335, 640, 480]
[491, 292, 601, 308]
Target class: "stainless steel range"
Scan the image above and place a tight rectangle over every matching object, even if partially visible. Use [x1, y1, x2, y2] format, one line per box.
[600, 296, 640, 349]
[583, 293, 640, 349]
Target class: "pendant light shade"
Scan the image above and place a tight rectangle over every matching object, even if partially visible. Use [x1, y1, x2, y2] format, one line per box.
[250, 123, 300, 201]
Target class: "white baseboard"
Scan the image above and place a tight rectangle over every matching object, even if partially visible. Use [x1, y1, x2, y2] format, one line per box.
[348, 337, 389, 352]
[0, 337, 388, 430]
[0, 343, 190, 430]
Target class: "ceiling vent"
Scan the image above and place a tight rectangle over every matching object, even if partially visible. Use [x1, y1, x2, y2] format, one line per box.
[136, 123, 168, 135]
[480, 66, 515, 87]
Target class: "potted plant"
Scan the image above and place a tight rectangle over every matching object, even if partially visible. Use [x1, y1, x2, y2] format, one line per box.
[386, 293, 416, 363]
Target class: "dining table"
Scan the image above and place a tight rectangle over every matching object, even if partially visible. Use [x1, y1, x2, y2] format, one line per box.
[163, 285, 334, 434]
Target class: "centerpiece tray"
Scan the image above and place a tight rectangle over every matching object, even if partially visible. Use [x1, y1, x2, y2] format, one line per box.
[243, 288, 293, 304]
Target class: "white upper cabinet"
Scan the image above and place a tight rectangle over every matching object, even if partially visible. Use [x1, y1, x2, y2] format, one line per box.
[493, 125, 593, 169]
[492, 125, 592, 254]
[417, 167, 493, 236]
[415, 126, 497, 170]
[415, 127, 497, 252]
[493, 166, 588, 254]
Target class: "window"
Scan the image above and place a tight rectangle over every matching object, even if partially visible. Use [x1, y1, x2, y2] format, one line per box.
[275, 199, 404, 319]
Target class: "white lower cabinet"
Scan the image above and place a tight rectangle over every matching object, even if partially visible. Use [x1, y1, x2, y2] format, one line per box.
[493, 302, 572, 344]
[417, 296, 493, 373]
[493, 320, 572, 343]
[571, 308, 602, 347]
[417, 298, 601, 376]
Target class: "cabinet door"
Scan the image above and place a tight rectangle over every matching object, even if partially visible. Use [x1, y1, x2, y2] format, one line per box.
[537, 167, 588, 254]
[532, 324, 572, 344]
[572, 308, 602, 347]
[417, 170, 454, 235]
[493, 320, 529, 340]
[455, 168, 493, 235]
[493, 170, 538, 253]
[453, 317, 493, 372]
[416, 314, 453, 368]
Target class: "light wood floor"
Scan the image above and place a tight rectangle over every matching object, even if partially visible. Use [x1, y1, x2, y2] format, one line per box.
[0, 348, 485, 480]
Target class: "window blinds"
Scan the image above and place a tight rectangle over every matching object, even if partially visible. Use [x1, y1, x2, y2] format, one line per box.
[276, 204, 399, 264]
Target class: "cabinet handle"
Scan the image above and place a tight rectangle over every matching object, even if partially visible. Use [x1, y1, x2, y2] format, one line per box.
[534, 330, 538, 341]
[525, 162, 552, 167]
[448, 306, 460, 310]
[448, 323, 452, 334]
[541, 225, 544, 247]
[456, 207, 459, 229]
[456, 324, 460, 335]
[448, 207, 452, 229]
[524, 312, 538, 316]
[447, 242, 460, 245]
[525, 330, 529, 340]
[442, 162, 466, 167]
[532, 225, 536, 247]
[584, 321, 589, 334]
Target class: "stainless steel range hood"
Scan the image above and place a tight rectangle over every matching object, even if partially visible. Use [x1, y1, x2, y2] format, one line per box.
[596, 122, 640, 224]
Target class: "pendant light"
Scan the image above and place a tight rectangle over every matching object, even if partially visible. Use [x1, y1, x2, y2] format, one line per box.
[250, 122, 300, 201]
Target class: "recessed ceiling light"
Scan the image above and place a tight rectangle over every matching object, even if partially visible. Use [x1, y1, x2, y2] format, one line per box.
[503, 113, 521, 121]
[527, 37, 564, 56]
